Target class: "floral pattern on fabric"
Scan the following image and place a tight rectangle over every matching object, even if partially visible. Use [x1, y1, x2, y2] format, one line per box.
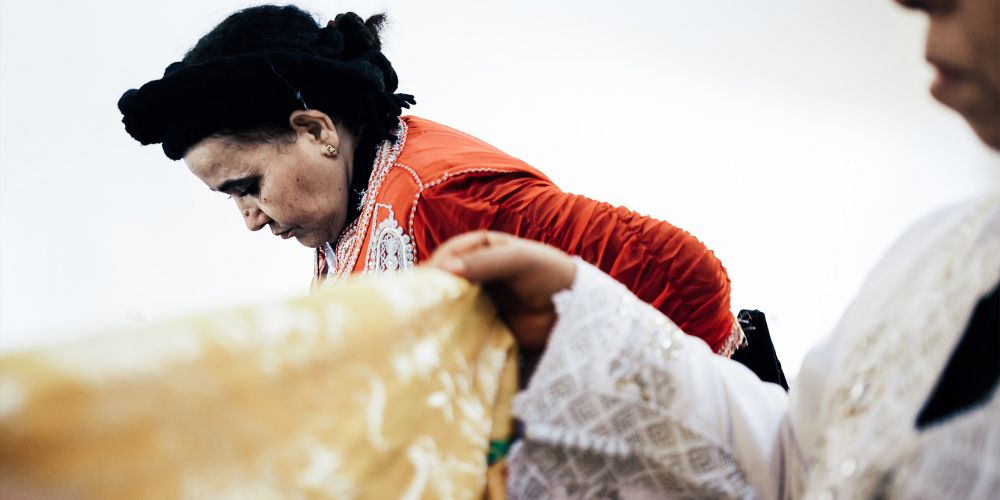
[0, 269, 517, 499]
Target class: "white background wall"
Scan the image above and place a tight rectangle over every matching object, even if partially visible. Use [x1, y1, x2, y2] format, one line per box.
[1, 0, 998, 376]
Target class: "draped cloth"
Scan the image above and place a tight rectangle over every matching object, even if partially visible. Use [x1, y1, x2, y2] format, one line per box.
[0, 269, 517, 499]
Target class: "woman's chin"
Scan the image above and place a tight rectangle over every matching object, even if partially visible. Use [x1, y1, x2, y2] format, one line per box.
[293, 233, 321, 248]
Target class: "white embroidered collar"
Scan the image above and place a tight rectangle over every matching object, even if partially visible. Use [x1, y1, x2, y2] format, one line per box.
[321, 119, 409, 283]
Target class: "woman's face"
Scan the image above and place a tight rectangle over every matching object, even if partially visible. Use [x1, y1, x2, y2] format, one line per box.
[899, 0, 1000, 149]
[184, 114, 353, 249]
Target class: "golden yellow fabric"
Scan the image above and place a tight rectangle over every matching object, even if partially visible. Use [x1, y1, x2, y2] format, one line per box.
[0, 269, 516, 499]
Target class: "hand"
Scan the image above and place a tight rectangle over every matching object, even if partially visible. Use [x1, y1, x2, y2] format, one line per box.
[428, 231, 576, 349]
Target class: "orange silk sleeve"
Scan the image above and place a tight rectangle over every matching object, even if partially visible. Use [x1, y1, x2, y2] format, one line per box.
[411, 171, 737, 354]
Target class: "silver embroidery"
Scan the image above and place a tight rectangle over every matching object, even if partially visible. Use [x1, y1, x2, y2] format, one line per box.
[365, 208, 416, 274]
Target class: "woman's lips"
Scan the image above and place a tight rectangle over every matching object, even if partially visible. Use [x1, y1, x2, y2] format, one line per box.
[275, 227, 296, 240]
[929, 60, 967, 97]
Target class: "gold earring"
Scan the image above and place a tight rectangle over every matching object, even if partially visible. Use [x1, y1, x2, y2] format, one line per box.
[323, 144, 339, 158]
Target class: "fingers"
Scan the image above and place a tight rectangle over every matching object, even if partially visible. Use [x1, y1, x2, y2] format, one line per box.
[431, 230, 494, 259]
[430, 231, 575, 289]
[449, 241, 525, 283]
[428, 231, 514, 278]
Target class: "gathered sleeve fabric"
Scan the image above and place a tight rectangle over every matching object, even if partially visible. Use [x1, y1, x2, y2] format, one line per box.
[507, 258, 796, 499]
[410, 170, 740, 354]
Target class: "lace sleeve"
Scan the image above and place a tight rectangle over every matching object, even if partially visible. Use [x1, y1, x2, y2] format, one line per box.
[508, 259, 791, 499]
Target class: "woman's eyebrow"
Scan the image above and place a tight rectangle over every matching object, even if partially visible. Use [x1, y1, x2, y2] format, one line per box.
[214, 176, 254, 193]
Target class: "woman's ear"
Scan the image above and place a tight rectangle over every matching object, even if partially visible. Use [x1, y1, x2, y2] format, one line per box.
[289, 109, 338, 145]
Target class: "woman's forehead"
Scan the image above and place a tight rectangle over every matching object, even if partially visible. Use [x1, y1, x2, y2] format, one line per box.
[184, 138, 257, 181]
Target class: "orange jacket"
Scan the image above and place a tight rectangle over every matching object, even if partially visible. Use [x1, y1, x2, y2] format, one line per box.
[316, 116, 741, 355]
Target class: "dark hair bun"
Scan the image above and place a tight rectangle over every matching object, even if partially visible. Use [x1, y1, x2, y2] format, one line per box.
[118, 4, 413, 160]
[334, 12, 383, 56]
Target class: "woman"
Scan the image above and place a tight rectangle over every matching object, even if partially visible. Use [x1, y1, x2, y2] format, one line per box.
[119, 5, 744, 356]
[428, 0, 1000, 496]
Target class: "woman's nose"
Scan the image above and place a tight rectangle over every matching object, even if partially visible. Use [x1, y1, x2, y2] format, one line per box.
[244, 207, 270, 231]
[236, 199, 269, 231]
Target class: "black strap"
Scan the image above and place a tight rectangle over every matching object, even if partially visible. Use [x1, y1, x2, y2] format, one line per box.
[916, 282, 1000, 429]
[731, 310, 789, 390]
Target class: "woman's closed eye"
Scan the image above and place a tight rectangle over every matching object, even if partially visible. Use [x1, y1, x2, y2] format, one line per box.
[234, 181, 260, 197]
[219, 176, 261, 198]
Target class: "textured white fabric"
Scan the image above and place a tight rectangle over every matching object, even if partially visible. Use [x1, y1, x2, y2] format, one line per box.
[889, 392, 1000, 499]
[508, 259, 786, 499]
[508, 195, 1000, 500]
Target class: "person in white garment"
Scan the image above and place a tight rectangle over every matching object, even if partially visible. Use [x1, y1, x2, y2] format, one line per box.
[429, 0, 1000, 498]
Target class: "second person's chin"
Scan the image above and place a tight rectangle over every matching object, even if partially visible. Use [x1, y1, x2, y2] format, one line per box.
[968, 111, 1000, 151]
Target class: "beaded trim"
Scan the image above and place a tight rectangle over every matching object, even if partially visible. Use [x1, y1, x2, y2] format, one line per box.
[406, 167, 517, 241]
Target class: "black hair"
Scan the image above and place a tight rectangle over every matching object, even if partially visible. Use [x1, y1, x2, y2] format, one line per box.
[118, 4, 415, 222]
